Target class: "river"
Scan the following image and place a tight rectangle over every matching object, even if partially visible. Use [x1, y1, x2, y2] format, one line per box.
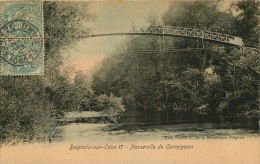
[2, 122, 259, 164]
[53, 122, 260, 144]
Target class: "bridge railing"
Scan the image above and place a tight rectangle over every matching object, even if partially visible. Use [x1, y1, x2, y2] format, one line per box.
[88, 25, 245, 47]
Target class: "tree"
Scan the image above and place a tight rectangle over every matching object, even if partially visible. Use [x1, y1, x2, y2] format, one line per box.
[92, 0, 259, 125]
[0, 1, 94, 144]
[69, 71, 95, 111]
[232, 0, 260, 42]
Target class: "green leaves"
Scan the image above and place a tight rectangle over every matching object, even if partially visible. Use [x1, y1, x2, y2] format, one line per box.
[92, 0, 259, 124]
[232, 0, 260, 42]
[0, 2, 94, 144]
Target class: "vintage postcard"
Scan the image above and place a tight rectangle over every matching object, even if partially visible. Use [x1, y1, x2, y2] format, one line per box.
[0, 0, 259, 164]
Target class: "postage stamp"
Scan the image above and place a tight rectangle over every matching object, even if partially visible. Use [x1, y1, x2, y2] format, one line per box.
[0, 1, 44, 75]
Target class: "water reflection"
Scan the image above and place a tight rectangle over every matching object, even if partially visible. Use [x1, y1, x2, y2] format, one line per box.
[54, 123, 259, 144]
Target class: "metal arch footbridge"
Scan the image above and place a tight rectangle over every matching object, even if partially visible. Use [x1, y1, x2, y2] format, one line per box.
[81, 25, 259, 54]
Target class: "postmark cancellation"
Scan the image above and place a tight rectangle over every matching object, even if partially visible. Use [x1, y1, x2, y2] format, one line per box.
[0, 1, 44, 75]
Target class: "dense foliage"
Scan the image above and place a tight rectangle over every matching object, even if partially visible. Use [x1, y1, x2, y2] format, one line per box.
[93, 0, 259, 124]
[0, 2, 125, 144]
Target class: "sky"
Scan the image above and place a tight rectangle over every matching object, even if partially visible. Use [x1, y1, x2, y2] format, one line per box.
[64, 0, 233, 75]
[64, 1, 170, 74]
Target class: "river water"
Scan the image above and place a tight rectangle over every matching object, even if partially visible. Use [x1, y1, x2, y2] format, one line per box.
[2, 122, 259, 164]
[53, 123, 260, 144]
[53, 111, 260, 143]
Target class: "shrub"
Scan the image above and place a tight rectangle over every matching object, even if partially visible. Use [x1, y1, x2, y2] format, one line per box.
[94, 94, 125, 122]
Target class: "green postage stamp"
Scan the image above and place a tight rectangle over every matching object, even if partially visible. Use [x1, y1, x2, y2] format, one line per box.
[0, 1, 44, 75]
